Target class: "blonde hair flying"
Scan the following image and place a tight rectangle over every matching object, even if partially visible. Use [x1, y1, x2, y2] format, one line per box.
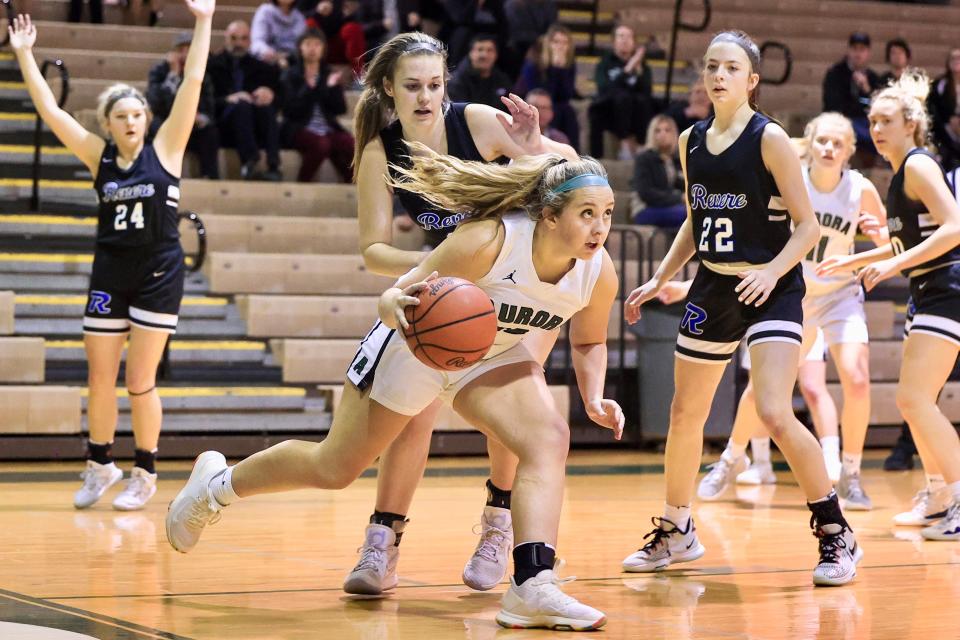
[388, 143, 609, 221]
[871, 68, 932, 148]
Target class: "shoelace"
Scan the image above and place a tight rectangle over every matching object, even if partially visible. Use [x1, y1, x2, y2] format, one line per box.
[910, 488, 932, 513]
[353, 544, 387, 572]
[845, 475, 866, 500]
[185, 495, 221, 532]
[703, 459, 732, 487]
[471, 522, 509, 562]
[639, 517, 679, 554]
[812, 524, 849, 565]
[79, 467, 109, 492]
[122, 475, 150, 498]
[530, 561, 577, 608]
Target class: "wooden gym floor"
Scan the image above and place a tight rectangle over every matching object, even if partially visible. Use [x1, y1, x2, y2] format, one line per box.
[0, 451, 957, 640]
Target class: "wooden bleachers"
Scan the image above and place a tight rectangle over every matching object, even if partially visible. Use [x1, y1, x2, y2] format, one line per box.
[0, 386, 82, 434]
[0, 291, 13, 336]
[180, 180, 357, 218]
[204, 253, 395, 295]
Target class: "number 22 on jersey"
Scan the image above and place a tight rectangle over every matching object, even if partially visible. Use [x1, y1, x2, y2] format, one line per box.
[698, 217, 734, 252]
[114, 202, 145, 231]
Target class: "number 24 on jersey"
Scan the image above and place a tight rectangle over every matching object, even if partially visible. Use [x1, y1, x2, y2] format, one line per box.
[114, 203, 145, 231]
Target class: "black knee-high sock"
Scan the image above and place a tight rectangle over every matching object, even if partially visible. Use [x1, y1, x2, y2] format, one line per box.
[370, 511, 408, 546]
[486, 478, 511, 510]
[87, 440, 113, 465]
[513, 542, 555, 585]
[807, 490, 850, 530]
[134, 449, 157, 474]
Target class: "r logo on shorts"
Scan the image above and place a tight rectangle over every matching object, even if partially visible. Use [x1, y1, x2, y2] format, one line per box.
[681, 302, 707, 335]
[87, 290, 112, 315]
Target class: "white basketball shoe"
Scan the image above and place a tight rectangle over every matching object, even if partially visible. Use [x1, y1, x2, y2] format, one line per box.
[463, 506, 512, 591]
[74, 460, 123, 509]
[343, 523, 401, 595]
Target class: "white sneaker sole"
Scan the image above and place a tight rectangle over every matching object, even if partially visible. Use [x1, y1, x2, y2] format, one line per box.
[919, 524, 960, 541]
[165, 451, 226, 553]
[495, 610, 606, 631]
[622, 541, 706, 573]
[343, 572, 398, 596]
[697, 483, 732, 501]
[813, 544, 863, 587]
[736, 470, 776, 486]
[112, 485, 158, 511]
[841, 498, 873, 511]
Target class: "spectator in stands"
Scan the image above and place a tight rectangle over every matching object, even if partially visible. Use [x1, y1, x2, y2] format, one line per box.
[588, 23, 653, 160]
[880, 38, 911, 85]
[69, 0, 103, 23]
[664, 77, 711, 132]
[525, 88, 568, 145]
[929, 48, 960, 171]
[209, 20, 282, 181]
[822, 32, 881, 162]
[251, 0, 307, 68]
[306, 1, 366, 75]
[146, 31, 220, 179]
[514, 24, 579, 150]
[631, 114, 685, 228]
[502, 0, 557, 80]
[280, 29, 354, 182]
[448, 34, 512, 110]
[443, 0, 508, 68]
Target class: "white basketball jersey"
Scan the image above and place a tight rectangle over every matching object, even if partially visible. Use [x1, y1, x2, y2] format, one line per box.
[476, 213, 605, 359]
[802, 169, 864, 296]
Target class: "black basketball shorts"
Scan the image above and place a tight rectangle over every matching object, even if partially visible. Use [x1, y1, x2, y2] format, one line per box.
[83, 243, 185, 335]
[675, 265, 805, 364]
[903, 263, 960, 347]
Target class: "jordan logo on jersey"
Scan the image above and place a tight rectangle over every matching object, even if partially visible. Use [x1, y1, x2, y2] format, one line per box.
[497, 304, 565, 335]
[681, 302, 707, 335]
[503, 270, 518, 284]
[416, 211, 466, 231]
[689, 183, 747, 211]
[100, 181, 156, 203]
[87, 290, 112, 315]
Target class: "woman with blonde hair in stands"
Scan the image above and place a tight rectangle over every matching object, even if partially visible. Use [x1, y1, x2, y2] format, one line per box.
[7, 0, 215, 510]
[696, 112, 887, 509]
[819, 71, 960, 540]
[632, 114, 687, 228]
[166, 151, 623, 630]
[345, 31, 577, 596]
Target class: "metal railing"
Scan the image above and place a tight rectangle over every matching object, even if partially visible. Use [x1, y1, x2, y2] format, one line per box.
[30, 59, 69, 212]
[759, 40, 793, 86]
[664, 0, 712, 105]
[179, 211, 207, 273]
[585, 0, 601, 55]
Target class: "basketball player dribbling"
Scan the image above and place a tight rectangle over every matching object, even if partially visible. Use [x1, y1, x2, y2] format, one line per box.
[347, 31, 577, 594]
[7, 2, 214, 510]
[622, 30, 861, 585]
[166, 151, 624, 630]
[819, 71, 960, 541]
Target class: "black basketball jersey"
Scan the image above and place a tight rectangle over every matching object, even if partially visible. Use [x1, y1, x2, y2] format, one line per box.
[886, 148, 960, 277]
[94, 142, 180, 248]
[380, 102, 489, 241]
[686, 112, 791, 265]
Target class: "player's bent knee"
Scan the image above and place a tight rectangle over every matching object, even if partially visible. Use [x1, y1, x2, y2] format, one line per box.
[755, 402, 793, 438]
[515, 414, 569, 463]
[895, 386, 933, 421]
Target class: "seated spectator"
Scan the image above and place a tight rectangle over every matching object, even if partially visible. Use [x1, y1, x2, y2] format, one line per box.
[69, 0, 102, 23]
[588, 23, 653, 160]
[251, 0, 307, 68]
[525, 88, 568, 145]
[514, 24, 579, 150]
[208, 20, 282, 181]
[280, 30, 354, 182]
[502, 0, 557, 80]
[929, 48, 960, 171]
[664, 78, 711, 132]
[146, 31, 220, 179]
[632, 115, 685, 228]
[306, 0, 366, 75]
[822, 32, 882, 164]
[444, 0, 508, 68]
[880, 38, 911, 85]
[448, 34, 512, 110]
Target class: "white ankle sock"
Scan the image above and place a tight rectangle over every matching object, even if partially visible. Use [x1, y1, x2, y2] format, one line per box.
[949, 480, 960, 502]
[750, 437, 771, 463]
[820, 436, 840, 462]
[209, 466, 238, 507]
[723, 438, 748, 462]
[841, 452, 862, 475]
[927, 474, 946, 492]
[664, 503, 691, 530]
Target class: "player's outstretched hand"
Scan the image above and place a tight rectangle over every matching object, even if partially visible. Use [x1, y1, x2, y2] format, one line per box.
[624, 279, 661, 325]
[735, 267, 777, 307]
[8, 14, 37, 53]
[858, 257, 899, 292]
[656, 280, 692, 305]
[496, 93, 543, 155]
[816, 254, 857, 278]
[185, 0, 216, 19]
[857, 211, 885, 239]
[586, 399, 625, 440]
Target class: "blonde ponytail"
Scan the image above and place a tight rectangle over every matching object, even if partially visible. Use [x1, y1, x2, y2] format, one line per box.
[388, 143, 609, 220]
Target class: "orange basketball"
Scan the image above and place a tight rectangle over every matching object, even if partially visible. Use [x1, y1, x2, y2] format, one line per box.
[403, 276, 498, 371]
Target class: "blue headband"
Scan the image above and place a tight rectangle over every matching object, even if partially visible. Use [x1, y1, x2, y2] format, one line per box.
[549, 173, 609, 194]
